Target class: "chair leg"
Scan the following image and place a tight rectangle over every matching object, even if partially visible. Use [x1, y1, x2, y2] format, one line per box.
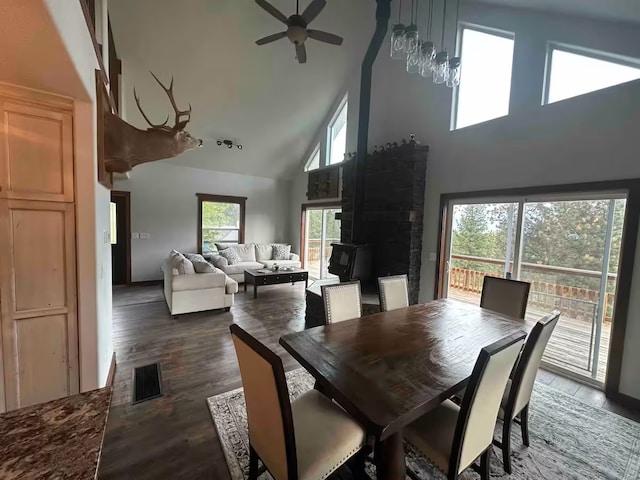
[249, 446, 259, 480]
[480, 450, 490, 480]
[502, 417, 513, 474]
[521, 405, 530, 447]
[348, 449, 369, 480]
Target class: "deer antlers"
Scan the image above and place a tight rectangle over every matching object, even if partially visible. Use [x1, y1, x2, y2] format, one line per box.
[134, 72, 192, 131]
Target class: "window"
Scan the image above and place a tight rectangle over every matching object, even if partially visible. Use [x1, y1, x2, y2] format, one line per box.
[453, 27, 515, 130]
[304, 144, 321, 172]
[327, 97, 348, 165]
[197, 194, 246, 254]
[545, 45, 640, 104]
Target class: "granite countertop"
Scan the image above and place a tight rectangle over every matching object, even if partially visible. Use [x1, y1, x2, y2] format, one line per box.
[0, 387, 112, 479]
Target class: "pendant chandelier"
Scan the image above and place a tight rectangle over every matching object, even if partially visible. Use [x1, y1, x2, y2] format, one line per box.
[390, 0, 461, 88]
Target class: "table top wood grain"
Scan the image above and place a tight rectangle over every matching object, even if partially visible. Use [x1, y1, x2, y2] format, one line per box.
[280, 298, 530, 440]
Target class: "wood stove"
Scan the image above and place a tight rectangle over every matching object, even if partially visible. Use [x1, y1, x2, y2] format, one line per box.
[328, 243, 373, 283]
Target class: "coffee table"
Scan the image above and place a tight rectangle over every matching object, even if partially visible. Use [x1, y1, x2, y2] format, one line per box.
[244, 268, 309, 299]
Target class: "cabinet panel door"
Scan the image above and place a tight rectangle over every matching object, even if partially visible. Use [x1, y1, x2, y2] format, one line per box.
[0, 100, 74, 202]
[0, 200, 78, 410]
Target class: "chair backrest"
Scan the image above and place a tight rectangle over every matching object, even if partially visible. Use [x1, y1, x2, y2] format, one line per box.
[480, 276, 531, 320]
[321, 281, 362, 324]
[451, 332, 526, 475]
[230, 324, 297, 480]
[507, 311, 561, 418]
[378, 274, 409, 312]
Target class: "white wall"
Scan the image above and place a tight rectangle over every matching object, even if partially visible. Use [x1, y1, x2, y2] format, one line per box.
[44, 0, 113, 390]
[365, 3, 640, 399]
[115, 162, 292, 281]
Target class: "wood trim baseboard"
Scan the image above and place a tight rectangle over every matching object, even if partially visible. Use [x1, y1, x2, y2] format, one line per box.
[129, 280, 162, 287]
[607, 391, 640, 411]
[106, 352, 116, 387]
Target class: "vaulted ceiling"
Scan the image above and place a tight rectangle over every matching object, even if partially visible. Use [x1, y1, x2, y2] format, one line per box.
[109, 0, 374, 180]
[109, 0, 638, 180]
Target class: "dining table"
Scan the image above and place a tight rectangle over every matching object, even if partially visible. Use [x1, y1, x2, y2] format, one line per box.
[279, 297, 530, 480]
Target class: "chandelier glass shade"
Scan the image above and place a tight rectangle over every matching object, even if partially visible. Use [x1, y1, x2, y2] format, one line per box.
[390, 0, 462, 90]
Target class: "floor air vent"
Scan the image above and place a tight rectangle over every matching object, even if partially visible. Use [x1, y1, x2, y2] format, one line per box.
[132, 362, 163, 404]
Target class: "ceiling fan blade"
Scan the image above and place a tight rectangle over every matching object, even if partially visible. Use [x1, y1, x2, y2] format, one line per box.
[307, 29, 343, 46]
[255, 0, 289, 24]
[301, 0, 326, 24]
[296, 43, 307, 64]
[256, 32, 287, 45]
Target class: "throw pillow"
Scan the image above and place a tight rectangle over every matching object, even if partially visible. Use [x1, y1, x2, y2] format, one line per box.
[170, 251, 195, 275]
[184, 253, 206, 263]
[219, 248, 242, 265]
[272, 244, 291, 261]
[192, 260, 215, 273]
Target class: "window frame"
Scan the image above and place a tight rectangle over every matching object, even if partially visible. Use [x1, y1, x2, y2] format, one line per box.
[326, 94, 349, 166]
[304, 143, 321, 172]
[451, 23, 516, 131]
[197, 193, 247, 254]
[543, 42, 640, 106]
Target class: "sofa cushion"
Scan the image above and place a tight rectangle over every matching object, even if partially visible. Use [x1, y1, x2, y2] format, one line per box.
[255, 243, 274, 261]
[215, 242, 238, 251]
[261, 259, 302, 269]
[219, 248, 243, 265]
[170, 250, 195, 275]
[273, 244, 292, 260]
[222, 262, 264, 275]
[232, 243, 257, 262]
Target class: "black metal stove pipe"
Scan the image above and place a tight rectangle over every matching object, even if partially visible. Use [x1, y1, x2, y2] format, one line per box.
[352, 0, 392, 244]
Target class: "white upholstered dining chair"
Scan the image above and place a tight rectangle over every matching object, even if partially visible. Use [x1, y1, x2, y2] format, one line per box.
[497, 310, 561, 473]
[321, 281, 362, 324]
[405, 332, 526, 480]
[230, 324, 366, 480]
[378, 274, 409, 312]
[480, 276, 531, 319]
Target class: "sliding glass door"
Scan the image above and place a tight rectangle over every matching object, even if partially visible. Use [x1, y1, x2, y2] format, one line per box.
[303, 206, 341, 280]
[442, 194, 626, 385]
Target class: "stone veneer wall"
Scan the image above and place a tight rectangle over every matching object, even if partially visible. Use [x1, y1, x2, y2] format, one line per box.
[340, 142, 428, 304]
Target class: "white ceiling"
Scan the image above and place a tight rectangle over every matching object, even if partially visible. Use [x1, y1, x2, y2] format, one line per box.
[109, 0, 374, 180]
[473, 0, 640, 25]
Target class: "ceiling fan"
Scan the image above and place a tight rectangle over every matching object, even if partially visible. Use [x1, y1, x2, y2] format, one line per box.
[255, 0, 344, 64]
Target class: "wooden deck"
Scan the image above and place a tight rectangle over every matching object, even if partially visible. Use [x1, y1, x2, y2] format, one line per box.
[449, 288, 611, 382]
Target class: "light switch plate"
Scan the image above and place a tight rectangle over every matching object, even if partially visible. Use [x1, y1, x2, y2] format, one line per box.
[132, 232, 140, 239]
[140, 233, 150, 239]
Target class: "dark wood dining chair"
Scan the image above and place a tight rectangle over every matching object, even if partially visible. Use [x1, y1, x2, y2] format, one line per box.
[378, 274, 409, 312]
[229, 324, 367, 480]
[496, 310, 561, 473]
[321, 280, 362, 324]
[480, 276, 531, 319]
[404, 332, 526, 480]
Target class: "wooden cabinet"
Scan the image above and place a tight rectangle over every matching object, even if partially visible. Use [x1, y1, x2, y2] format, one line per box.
[0, 84, 78, 411]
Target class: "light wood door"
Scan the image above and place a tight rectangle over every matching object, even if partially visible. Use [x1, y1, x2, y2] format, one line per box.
[0, 200, 78, 409]
[0, 99, 74, 202]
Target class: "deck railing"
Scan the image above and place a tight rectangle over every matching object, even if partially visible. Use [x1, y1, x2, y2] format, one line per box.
[449, 254, 616, 323]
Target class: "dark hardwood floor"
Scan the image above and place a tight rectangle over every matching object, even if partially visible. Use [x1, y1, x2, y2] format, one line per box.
[98, 284, 640, 479]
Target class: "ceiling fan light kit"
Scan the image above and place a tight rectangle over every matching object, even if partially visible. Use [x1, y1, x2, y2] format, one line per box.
[255, 0, 344, 64]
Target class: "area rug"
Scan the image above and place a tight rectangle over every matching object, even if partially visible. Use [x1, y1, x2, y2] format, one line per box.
[207, 369, 640, 480]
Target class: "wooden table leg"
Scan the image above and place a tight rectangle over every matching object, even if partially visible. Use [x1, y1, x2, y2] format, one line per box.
[253, 284, 258, 299]
[375, 433, 406, 480]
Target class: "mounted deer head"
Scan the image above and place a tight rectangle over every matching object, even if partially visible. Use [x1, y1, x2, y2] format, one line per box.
[104, 72, 203, 173]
